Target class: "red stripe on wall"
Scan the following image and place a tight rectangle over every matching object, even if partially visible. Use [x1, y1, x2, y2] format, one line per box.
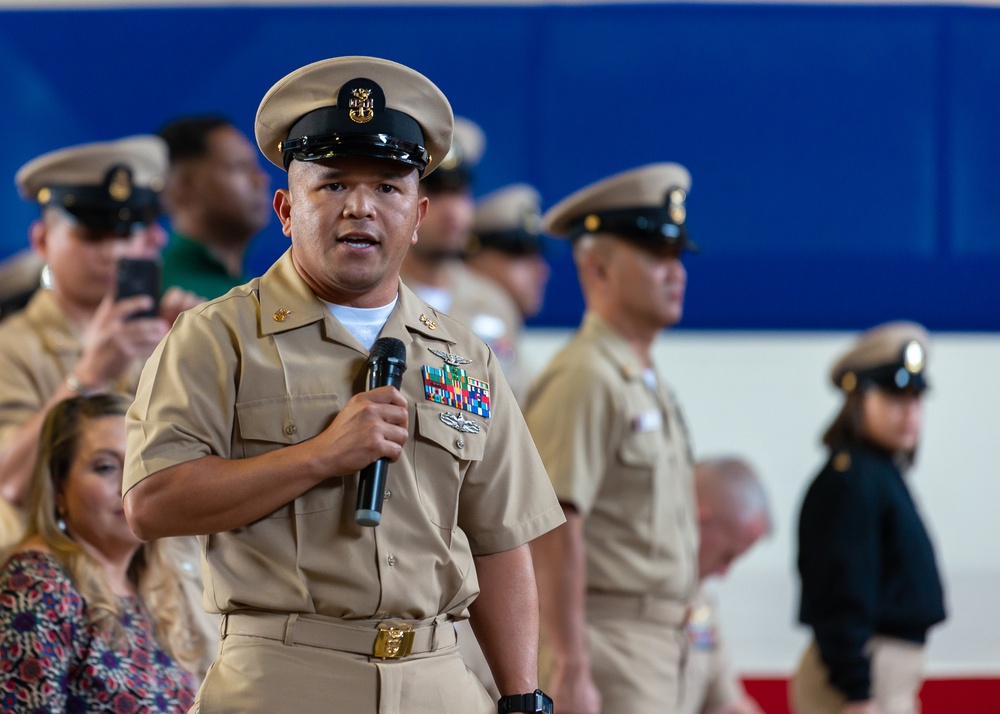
[741, 677, 1000, 714]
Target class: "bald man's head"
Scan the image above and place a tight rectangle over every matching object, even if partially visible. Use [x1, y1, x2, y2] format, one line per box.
[696, 457, 771, 579]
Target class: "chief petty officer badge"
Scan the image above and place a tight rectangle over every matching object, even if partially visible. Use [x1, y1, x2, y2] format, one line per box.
[422, 348, 490, 434]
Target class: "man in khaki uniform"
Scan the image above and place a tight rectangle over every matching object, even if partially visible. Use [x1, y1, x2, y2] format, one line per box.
[681, 458, 770, 714]
[465, 183, 550, 401]
[0, 135, 216, 680]
[466, 183, 549, 322]
[526, 163, 699, 714]
[123, 56, 563, 714]
[0, 136, 190, 508]
[400, 117, 523, 382]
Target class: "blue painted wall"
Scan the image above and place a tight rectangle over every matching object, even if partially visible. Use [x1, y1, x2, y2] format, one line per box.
[1, 4, 997, 330]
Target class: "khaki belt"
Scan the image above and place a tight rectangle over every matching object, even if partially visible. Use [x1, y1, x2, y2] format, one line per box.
[586, 592, 690, 627]
[221, 611, 456, 660]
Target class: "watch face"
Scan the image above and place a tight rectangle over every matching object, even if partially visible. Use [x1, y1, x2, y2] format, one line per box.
[538, 690, 554, 714]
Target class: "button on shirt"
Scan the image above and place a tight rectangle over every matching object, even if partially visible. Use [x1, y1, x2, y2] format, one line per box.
[124, 249, 564, 621]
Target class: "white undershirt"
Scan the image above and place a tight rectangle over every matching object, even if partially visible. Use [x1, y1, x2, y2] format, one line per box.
[322, 296, 398, 352]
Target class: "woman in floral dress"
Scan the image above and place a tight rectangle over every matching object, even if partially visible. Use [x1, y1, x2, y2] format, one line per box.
[0, 394, 202, 712]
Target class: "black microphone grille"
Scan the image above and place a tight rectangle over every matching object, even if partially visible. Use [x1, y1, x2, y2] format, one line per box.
[369, 336, 407, 365]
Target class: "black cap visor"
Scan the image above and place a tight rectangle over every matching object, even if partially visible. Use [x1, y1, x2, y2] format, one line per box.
[421, 165, 473, 193]
[472, 228, 544, 256]
[282, 131, 429, 172]
[566, 205, 698, 253]
[859, 364, 929, 394]
[45, 185, 160, 237]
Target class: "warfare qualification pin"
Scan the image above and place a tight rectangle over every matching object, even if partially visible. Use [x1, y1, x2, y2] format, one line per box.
[440, 412, 482, 434]
[429, 348, 472, 367]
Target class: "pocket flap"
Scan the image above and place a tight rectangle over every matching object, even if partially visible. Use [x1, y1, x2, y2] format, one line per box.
[415, 402, 487, 461]
[237, 394, 341, 445]
[617, 429, 660, 468]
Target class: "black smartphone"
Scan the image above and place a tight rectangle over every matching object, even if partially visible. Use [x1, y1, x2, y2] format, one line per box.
[115, 258, 161, 320]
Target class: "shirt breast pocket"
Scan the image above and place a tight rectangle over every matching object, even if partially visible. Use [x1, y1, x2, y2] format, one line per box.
[411, 402, 487, 529]
[617, 428, 661, 470]
[235, 394, 343, 517]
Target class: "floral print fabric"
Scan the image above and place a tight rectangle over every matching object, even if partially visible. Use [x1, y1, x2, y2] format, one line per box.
[0, 550, 195, 713]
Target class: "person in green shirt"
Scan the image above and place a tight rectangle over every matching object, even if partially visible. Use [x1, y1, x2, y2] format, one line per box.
[158, 116, 271, 298]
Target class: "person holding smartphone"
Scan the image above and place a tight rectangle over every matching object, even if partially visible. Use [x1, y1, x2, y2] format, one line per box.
[0, 135, 217, 683]
[0, 136, 188, 509]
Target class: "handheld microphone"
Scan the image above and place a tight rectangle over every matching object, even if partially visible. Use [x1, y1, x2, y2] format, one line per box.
[355, 337, 407, 527]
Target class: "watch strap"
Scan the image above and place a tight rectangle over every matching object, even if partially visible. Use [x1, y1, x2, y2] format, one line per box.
[497, 689, 553, 714]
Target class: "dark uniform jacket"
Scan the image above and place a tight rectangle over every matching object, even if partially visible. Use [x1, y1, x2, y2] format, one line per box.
[797, 442, 946, 701]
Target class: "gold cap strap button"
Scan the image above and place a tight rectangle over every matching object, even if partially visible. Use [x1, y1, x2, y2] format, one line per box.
[373, 622, 414, 659]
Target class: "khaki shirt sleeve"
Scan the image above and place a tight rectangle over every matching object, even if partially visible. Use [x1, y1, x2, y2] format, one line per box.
[524, 357, 616, 515]
[0, 324, 46, 455]
[457, 348, 565, 555]
[124, 306, 239, 494]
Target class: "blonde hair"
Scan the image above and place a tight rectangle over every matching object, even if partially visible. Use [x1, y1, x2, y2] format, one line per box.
[12, 394, 205, 673]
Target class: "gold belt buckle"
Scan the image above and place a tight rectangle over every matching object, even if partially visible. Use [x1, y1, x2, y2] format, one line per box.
[373, 622, 414, 659]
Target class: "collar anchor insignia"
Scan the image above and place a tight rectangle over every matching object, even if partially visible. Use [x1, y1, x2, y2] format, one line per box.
[419, 313, 437, 330]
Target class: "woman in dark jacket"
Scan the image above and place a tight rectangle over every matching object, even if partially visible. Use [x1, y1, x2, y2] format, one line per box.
[792, 322, 946, 714]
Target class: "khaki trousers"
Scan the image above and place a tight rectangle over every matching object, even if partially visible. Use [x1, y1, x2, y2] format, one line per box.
[552, 593, 688, 714]
[456, 619, 501, 702]
[194, 613, 493, 714]
[791, 637, 925, 714]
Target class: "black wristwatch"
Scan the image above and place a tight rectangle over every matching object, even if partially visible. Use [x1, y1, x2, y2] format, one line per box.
[497, 689, 554, 714]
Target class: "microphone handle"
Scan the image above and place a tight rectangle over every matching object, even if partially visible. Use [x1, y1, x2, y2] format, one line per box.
[356, 458, 388, 527]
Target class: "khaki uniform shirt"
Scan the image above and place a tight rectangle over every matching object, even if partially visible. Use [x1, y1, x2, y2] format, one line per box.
[0, 289, 141, 457]
[524, 311, 697, 601]
[680, 587, 744, 714]
[124, 249, 564, 620]
[405, 265, 526, 401]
